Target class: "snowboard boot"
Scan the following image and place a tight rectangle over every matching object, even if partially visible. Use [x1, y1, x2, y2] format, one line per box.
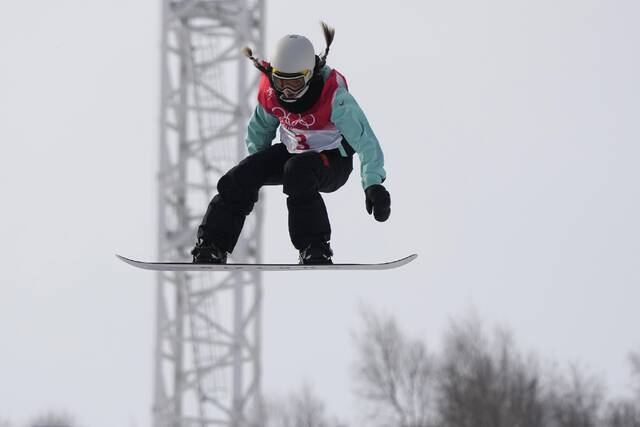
[191, 239, 228, 264]
[298, 241, 333, 265]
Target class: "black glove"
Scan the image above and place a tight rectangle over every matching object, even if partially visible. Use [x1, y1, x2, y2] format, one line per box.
[365, 184, 391, 222]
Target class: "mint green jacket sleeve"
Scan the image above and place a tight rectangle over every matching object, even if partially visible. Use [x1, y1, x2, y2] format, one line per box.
[331, 87, 387, 189]
[245, 104, 280, 155]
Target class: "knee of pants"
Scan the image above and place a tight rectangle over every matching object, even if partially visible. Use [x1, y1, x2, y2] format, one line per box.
[217, 166, 258, 206]
[282, 154, 320, 197]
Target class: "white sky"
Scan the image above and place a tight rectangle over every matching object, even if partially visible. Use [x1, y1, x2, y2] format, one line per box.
[1, 0, 639, 426]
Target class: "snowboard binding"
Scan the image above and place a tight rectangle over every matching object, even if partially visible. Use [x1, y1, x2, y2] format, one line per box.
[191, 239, 228, 264]
[298, 241, 333, 265]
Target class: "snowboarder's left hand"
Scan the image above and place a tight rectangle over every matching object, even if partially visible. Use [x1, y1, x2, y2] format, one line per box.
[365, 184, 391, 222]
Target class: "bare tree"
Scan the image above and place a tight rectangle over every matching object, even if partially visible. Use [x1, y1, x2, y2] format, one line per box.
[542, 365, 604, 427]
[630, 351, 640, 398]
[601, 350, 640, 427]
[604, 401, 640, 427]
[29, 411, 78, 427]
[352, 308, 640, 427]
[263, 384, 345, 427]
[352, 307, 437, 427]
[437, 314, 544, 427]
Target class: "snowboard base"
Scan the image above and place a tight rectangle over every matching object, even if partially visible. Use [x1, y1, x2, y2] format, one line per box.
[116, 254, 417, 272]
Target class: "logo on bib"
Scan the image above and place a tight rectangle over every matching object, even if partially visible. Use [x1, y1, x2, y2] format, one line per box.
[271, 107, 316, 129]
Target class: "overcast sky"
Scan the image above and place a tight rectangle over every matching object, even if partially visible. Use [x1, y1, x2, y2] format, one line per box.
[1, 0, 639, 426]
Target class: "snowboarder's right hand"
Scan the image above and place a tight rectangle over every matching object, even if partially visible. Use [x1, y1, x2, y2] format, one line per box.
[365, 184, 391, 222]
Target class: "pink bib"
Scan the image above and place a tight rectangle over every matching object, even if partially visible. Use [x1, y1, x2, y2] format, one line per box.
[258, 69, 348, 153]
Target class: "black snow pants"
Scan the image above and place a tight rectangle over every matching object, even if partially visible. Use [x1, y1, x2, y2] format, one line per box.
[197, 142, 354, 252]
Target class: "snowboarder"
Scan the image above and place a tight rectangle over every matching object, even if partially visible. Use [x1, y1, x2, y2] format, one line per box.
[191, 22, 391, 265]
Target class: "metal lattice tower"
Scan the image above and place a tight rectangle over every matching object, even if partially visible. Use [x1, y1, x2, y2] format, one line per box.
[154, 1, 265, 426]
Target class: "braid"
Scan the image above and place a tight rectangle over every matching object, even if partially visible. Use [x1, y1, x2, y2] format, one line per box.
[318, 21, 335, 68]
[241, 46, 270, 75]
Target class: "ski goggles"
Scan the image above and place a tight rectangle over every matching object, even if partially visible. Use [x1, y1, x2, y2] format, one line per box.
[272, 69, 310, 93]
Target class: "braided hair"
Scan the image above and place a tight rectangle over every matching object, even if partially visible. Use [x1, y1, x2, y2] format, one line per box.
[241, 21, 336, 77]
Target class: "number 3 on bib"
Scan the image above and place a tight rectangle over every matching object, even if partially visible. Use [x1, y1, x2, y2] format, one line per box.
[295, 134, 310, 151]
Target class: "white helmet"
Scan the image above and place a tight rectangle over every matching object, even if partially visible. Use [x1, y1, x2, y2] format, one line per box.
[270, 35, 317, 101]
[241, 23, 335, 101]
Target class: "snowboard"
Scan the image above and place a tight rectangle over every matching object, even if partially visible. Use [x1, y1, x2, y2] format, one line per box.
[116, 253, 417, 272]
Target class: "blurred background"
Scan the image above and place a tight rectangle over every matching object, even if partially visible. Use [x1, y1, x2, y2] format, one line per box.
[1, 0, 639, 426]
